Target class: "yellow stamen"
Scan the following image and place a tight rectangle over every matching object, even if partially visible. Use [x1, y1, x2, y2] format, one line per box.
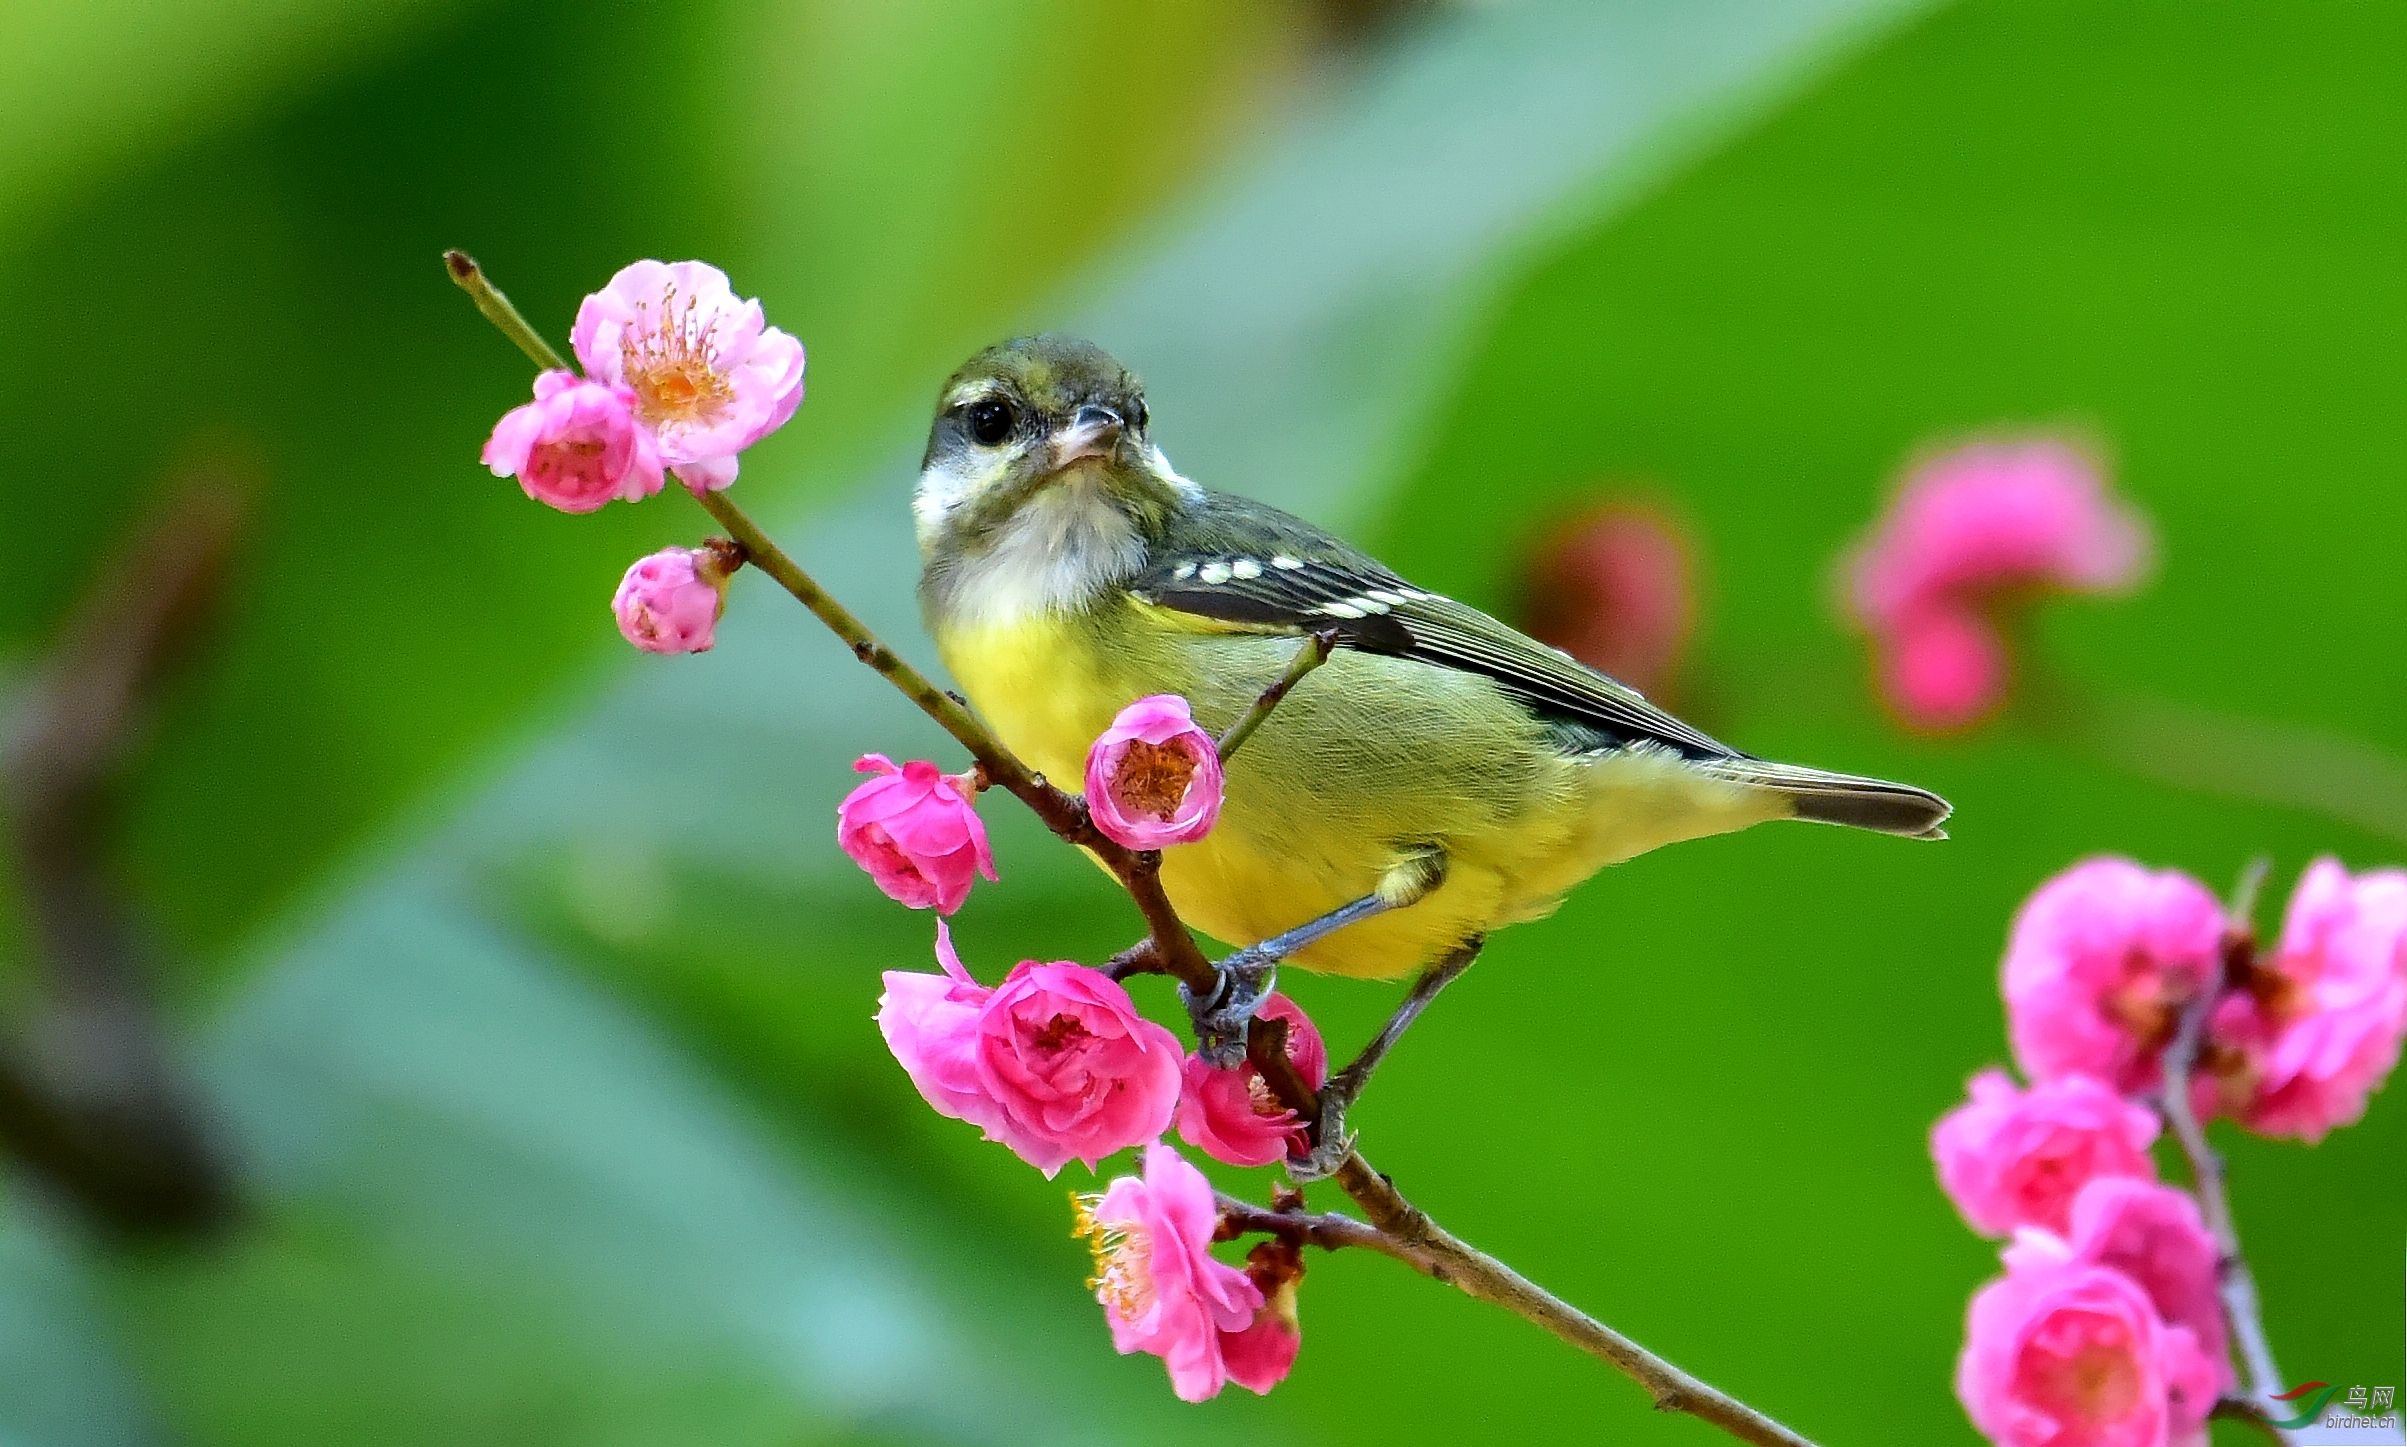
[620, 284, 736, 430]
[1071, 1192, 1154, 1318]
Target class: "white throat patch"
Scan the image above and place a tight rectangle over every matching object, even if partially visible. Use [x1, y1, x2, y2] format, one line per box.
[918, 461, 1146, 629]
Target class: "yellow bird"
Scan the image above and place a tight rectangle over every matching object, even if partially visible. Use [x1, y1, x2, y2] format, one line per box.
[914, 335, 1947, 1163]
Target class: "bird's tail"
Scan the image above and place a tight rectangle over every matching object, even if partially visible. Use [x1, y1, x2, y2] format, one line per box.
[1696, 759, 1952, 840]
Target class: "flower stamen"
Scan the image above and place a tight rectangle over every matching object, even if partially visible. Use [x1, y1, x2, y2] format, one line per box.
[620, 284, 737, 430]
[1112, 738, 1199, 820]
[1072, 1193, 1155, 1318]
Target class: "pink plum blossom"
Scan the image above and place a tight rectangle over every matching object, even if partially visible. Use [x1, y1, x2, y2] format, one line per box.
[1932, 1070, 2159, 1237]
[1086, 695, 1224, 849]
[1074, 1142, 1264, 1402]
[570, 259, 805, 493]
[1957, 1250, 2219, 1447]
[1220, 1239, 1304, 1396]
[1519, 501, 1695, 700]
[481, 370, 663, 513]
[612, 546, 727, 654]
[1174, 994, 1329, 1168]
[877, 924, 1182, 1176]
[1842, 438, 2150, 732]
[2057, 1177, 2227, 1376]
[875, 922, 994, 1130]
[836, 755, 996, 915]
[2208, 857, 2407, 1140]
[1849, 439, 2152, 628]
[2004, 858, 2227, 1096]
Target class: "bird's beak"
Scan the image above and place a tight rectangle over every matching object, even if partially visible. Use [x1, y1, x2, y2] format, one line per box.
[1051, 404, 1125, 469]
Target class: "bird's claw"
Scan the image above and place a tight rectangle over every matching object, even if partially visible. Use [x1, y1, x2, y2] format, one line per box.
[1183, 946, 1277, 1067]
[1285, 1076, 1358, 1183]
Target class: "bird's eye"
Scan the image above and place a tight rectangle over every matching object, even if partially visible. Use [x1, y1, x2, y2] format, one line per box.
[1128, 397, 1148, 432]
[966, 398, 1015, 447]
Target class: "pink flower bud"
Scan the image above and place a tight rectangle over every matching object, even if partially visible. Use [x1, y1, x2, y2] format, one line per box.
[2004, 858, 2226, 1096]
[836, 755, 997, 915]
[1842, 438, 2151, 731]
[878, 925, 1182, 1176]
[1956, 1250, 2218, 1447]
[482, 370, 664, 513]
[1174, 995, 1328, 1167]
[612, 545, 729, 654]
[1085, 695, 1223, 850]
[2206, 857, 2407, 1140]
[1073, 1143, 1264, 1402]
[1931, 1070, 2159, 1237]
[570, 260, 805, 495]
[1517, 501, 1696, 700]
[1220, 1239, 1304, 1396]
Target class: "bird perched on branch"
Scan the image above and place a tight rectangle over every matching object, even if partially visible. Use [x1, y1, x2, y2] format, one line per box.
[914, 335, 1948, 1164]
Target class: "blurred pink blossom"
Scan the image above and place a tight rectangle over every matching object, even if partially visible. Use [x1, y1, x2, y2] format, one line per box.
[2054, 1177, 2227, 1376]
[482, 370, 663, 513]
[1075, 1142, 1264, 1402]
[2208, 857, 2407, 1140]
[1842, 438, 2150, 731]
[611, 546, 725, 654]
[836, 754, 996, 914]
[1518, 501, 1696, 700]
[1174, 994, 1329, 1168]
[2004, 858, 2226, 1096]
[877, 925, 1181, 1176]
[570, 259, 805, 494]
[1957, 1251, 2217, 1447]
[1086, 694, 1224, 850]
[1882, 608, 2007, 734]
[1932, 1070, 2159, 1237]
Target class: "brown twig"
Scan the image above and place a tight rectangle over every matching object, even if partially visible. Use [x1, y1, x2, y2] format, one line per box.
[1216, 631, 1335, 761]
[0, 467, 249, 1236]
[2212, 1397, 2290, 1443]
[2157, 861, 2295, 1444]
[1214, 1190, 1817, 1446]
[452, 255, 1824, 1447]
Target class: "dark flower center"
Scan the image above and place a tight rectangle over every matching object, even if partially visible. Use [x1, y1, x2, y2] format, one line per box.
[1112, 739, 1198, 819]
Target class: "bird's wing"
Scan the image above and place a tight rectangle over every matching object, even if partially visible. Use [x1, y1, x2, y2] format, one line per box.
[1127, 492, 1742, 760]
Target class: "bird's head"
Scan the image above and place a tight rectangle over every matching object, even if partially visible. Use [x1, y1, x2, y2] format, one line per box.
[913, 335, 1192, 563]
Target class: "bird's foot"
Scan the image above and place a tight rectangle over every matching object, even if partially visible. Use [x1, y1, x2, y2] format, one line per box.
[1182, 945, 1277, 1068]
[1286, 1069, 1360, 1183]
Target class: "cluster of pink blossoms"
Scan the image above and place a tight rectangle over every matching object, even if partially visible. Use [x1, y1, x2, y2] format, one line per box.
[1842, 439, 2151, 732]
[476, 259, 807, 654]
[1937, 855, 2407, 1445]
[846, 695, 1324, 1400]
[476, 270, 1311, 1401]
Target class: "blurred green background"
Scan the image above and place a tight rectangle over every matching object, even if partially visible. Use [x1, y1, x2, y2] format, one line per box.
[1, 1, 2400, 1443]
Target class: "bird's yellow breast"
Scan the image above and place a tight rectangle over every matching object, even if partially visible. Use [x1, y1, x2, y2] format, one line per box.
[936, 598, 1607, 979]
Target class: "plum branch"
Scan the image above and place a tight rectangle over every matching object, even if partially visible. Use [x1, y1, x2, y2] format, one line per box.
[448, 249, 1822, 1447]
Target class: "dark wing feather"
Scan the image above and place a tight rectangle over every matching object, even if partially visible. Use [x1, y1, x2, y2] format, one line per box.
[1128, 491, 1743, 760]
